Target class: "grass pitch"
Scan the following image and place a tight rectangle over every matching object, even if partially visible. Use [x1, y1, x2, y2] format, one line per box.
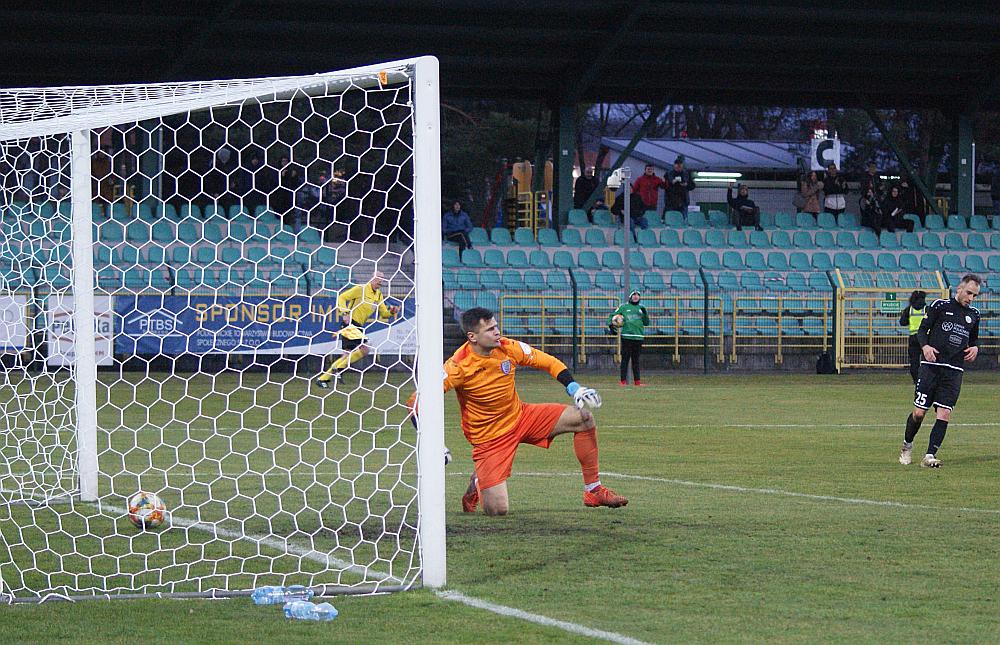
[2, 370, 1000, 644]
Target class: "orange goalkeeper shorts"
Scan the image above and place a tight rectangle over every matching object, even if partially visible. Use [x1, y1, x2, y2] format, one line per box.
[471, 403, 567, 490]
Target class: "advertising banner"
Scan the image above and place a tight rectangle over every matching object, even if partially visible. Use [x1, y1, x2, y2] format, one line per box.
[0, 295, 28, 352]
[810, 138, 841, 171]
[46, 295, 114, 366]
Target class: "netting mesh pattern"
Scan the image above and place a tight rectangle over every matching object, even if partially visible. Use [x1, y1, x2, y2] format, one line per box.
[0, 63, 422, 600]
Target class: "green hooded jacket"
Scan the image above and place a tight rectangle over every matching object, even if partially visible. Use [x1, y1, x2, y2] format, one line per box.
[608, 302, 649, 340]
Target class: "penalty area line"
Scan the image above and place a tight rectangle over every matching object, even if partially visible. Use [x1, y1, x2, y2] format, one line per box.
[436, 589, 657, 645]
[601, 421, 1000, 430]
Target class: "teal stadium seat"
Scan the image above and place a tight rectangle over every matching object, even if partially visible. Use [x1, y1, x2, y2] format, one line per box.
[479, 270, 502, 290]
[969, 215, 989, 231]
[468, 227, 490, 247]
[924, 214, 945, 230]
[595, 271, 619, 291]
[816, 213, 837, 229]
[967, 233, 987, 251]
[442, 269, 459, 290]
[636, 229, 658, 247]
[687, 212, 709, 228]
[965, 255, 986, 273]
[663, 211, 685, 227]
[836, 231, 859, 249]
[501, 270, 525, 290]
[739, 273, 763, 290]
[629, 251, 649, 270]
[553, 250, 574, 269]
[546, 271, 570, 290]
[537, 228, 559, 247]
[567, 210, 588, 226]
[855, 253, 876, 271]
[946, 215, 967, 231]
[993, 217, 1000, 231]
[728, 230, 750, 249]
[795, 212, 815, 228]
[653, 251, 675, 270]
[659, 229, 681, 247]
[920, 254, 940, 271]
[901, 232, 921, 250]
[771, 231, 793, 249]
[833, 252, 855, 271]
[671, 272, 696, 290]
[992, 234, 1000, 250]
[676, 251, 698, 270]
[585, 228, 607, 246]
[898, 253, 920, 272]
[682, 230, 704, 247]
[529, 250, 552, 268]
[989, 255, 1000, 272]
[483, 249, 506, 268]
[877, 253, 898, 271]
[644, 210, 662, 226]
[814, 231, 836, 249]
[839, 213, 860, 229]
[879, 231, 901, 250]
[749, 230, 770, 249]
[774, 213, 795, 229]
[744, 251, 766, 271]
[455, 270, 479, 290]
[513, 227, 535, 246]
[507, 249, 530, 268]
[708, 210, 729, 228]
[705, 229, 726, 248]
[811, 252, 833, 271]
[593, 210, 614, 227]
[700, 251, 721, 270]
[461, 249, 485, 267]
[789, 252, 810, 270]
[809, 272, 832, 291]
[944, 232, 965, 250]
[573, 272, 593, 291]
[577, 251, 600, 269]
[602, 251, 624, 270]
[857, 231, 879, 250]
[922, 232, 943, 251]
[560, 228, 582, 246]
[722, 251, 744, 270]
[643, 272, 667, 291]
[942, 254, 963, 272]
[758, 212, 775, 228]
[793, 231, 815, 249]
[767, 252, 789, 271]
[490, 228, 513, 246]
[523, 270, 546, 291]
[717, 271, 739, 291]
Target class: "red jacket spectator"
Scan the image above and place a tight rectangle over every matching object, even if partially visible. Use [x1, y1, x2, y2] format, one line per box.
[631, 165, 665, 209]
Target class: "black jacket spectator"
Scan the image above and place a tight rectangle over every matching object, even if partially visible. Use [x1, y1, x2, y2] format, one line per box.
[727, 185, 762, 231]
[574, 168, 599, 210]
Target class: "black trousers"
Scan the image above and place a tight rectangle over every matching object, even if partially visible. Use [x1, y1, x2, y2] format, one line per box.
[445, 231, 472, 252]
[620, 338, 643, 382]
[907, 335, 921, 385]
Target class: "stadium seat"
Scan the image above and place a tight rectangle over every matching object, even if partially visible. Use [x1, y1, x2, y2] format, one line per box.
[708, 210, 730, 228]
[682, 230, 704, 247]
[114, 245, 141, 266]
[700, 251, 722, 270]
[810, 252, 833, 271]
[595, 271, 619, 291]
[483, 249, 506, 268]
[942, 254, 964, 272]
[717, 271, 739, 290]
[602, 251, 624, 270]
[789, 252, 810, 271]
[792, 231, 815, 249]
[857, 230, 879, 250]
[477, 292, 500, 311]
[993, 216, 1000, 231]
[529, 250, 552, 268]
[835, 231, 859, 249]
[676, 251, 699, 270]
[546, 271, 570, 290]
[744, 251, 766, 271]
[513, 227, 535, 246]
[653, 251, 675, 270]
[749, 230, 771, 249]
[898, 253, 920, 272]
[946, 215, 967, 231]
[774, 213, 795, 229]
[670, 272, 696, 290]
[151, 221, 174, 243]
[567, 210, 588, 226]
[663, 211, 685, 228]
[452, 291, 476, 311]
[687, 211, 709, 228]
[920, 254, 941, 271]
[967, 233, 987, 251]
[816, 212, 837, 229]
[705, 229, 727, 248]
[577, 251, 600, 269]
[901, 232, 921, 250]
[553, 250, 574, 269]
[922, 232, 943, 251]
[644, 210, 662, 227]
[855, 252, 876, 271]
[479, 270, 502, 290]
[585, 228, 607, 246]
[629, 251, 649, 270]
[767, 252, 789, 271]
[902, 214, 922, 231]
[814, 231, 836, 249]
[770, 231, 792, 249]
[924, 214, 945, 230]
[461, 249, 485, 267]
[722, 251, 745, 270]
[989, 255, 1000, 272]
[636, 229, 658, 247]
[196, 246, 216, 264]
[944, 232, 966, 250]
[593, 210, 614, 227]
[833, 252, 855, 271]
[727, 230, 749, 249]
[965, 254, 987, 273]
[659, 229, 681, 247]
[612, 229, 631, 246]
[219, 247, 240, 265]
[468, 227, 490, 247]
[501, 269, 525, 290]
[560, 228, 583, 246]
[877, 253, 898, 271]
[739, 272, 763, 290]
[992, 234, 1000, 250]
[969, 215, 989, 231]
[523, 270, 546, 291]
[507, 249, 530, 268]
[490, 227, 514, 246]
[879, 231, 901, 250]
[897, 273, 919, 289]
[795, 212, 815, 228]
[643, 272, 666, 291]
[809, 272, 832, 291]
[442, 269, 460, 290]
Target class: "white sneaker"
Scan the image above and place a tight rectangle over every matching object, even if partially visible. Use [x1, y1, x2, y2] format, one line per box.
[921, 454, 942, 468]
[898, 443, 913, 465]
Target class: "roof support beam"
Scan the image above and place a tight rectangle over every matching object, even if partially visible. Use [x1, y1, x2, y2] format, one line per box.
[863, 101, 940, 216]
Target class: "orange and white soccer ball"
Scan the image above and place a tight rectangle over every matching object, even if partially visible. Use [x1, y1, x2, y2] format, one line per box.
[612, 314, 625, 328]
[127, 491, 167, 530]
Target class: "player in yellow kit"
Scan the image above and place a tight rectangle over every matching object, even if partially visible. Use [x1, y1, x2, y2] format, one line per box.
[412, 306, 628, 516]
[314, 271, 399, 389]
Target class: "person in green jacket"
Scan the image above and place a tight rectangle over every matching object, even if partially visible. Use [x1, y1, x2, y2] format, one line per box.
[608, 290, 650, 387]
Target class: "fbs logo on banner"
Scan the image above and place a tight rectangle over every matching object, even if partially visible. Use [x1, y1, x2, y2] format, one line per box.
[810, 138, 841, 171]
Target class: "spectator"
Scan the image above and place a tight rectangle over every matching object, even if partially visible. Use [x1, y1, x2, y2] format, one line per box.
[898, 176, 926, 225]
[664, 155, 694, 212]
[294, 174, 321, 232]
[273, 156, 303, 229]
[879, 185, 913, 233]
[727, 183, 762, 231]
[822, 163, 848, 220]
[859, 161, 883, 201]
[442, 200, 474, 252]
[631, 164, 665, 213]
[860, 182, 883, 233]
[610, 189, 649, 234]
[574, 166, 599, 210]
[992, 166, 1000, 217]
[799, 171, 824, 215]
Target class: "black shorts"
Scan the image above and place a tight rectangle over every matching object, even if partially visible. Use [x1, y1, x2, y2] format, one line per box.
[341, 336, 364, 352]
[913, 364, 963, 411]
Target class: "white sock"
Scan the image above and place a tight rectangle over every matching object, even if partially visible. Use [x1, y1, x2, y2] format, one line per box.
[903, 441, 912, 449]
[584, 481, 601, 492]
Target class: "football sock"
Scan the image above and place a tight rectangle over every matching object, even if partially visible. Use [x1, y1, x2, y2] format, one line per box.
[332, 349, 366, 371]
[904, 413, 922, 443]
[927, 419, 948, 455]
[584, 481, 601, 493]
[573, 428, 600, 486]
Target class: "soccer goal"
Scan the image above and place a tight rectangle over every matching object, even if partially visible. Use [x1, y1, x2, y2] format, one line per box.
[0, 57, 445, 602]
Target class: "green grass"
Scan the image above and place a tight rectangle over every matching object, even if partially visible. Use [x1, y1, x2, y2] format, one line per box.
[3, 370, 1000, 643]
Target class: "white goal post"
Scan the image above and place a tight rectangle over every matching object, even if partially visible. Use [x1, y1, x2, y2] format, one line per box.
[0, 56, 444, 602]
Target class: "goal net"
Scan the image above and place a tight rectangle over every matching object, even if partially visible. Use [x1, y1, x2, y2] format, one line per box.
[0, 57, 445, 602]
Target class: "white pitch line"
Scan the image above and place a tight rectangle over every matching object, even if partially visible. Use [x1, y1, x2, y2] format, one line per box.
[436, 589, 657, 645]
[601, 422, 1000, 429]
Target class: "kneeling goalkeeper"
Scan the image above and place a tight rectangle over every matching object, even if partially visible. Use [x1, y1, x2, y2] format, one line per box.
[411, 307, 628, 516]
[315, 271, 398, 389]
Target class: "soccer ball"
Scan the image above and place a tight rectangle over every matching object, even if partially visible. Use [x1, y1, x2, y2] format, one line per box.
[611, 314, 625, 328]
[127, 491, 167, 530]
[444, 447, 452, 466]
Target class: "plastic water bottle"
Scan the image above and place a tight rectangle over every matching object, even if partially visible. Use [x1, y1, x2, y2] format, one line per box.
[283, 600, 339, 621]
[251, 585, 314, 605]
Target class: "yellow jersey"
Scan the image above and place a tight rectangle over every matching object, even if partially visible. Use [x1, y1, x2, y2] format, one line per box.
[337, 283, 394, 327]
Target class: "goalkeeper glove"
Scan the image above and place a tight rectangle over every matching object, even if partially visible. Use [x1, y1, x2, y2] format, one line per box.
[606, 324, 618, 336]
[566, 382, 602, 409]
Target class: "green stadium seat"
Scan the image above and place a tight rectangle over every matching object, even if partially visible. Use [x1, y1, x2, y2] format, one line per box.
[612, 229, 631, 246]
[727, 230, 749, 249]
[715, 271, 738, 291]
[744, 251, 766, 271]
[722, 251, 744, 270]
[456, 270, 479, 290]
[461, 249, 485, 267]
[642, 272, 666, 291]
[567, 210, 588, 226]
[897, 273, 919, 289]
[788, 252, 810, 270]
[942, 254, 964, 272]
[687, 211, 709, 228]
[483, 249, 506, 267]
[806, 253, 830, 272]
[922, 232, 943, 251]
[593, 210, 614, 227]
[507, 249, 530, 268]
[553, 250, 574, 269]
[767, 252, 789, 271]
[602, 251, 624, 269]
[946, 215, 967, 231]
[901, 232, 921, 250]
[920, 254, 941, 271]
[836, 231, 859, 249]
[924, 214, 945, 230]
[902, 214, 922, 231]
[774, 213, 795, 229]
[560, 228, 583, 246]
[855, 252, 876, 271]
[992, 217, 1000, 231]
[636, 229, 658, 247]
[663, 211, 685, 227]
[795, 212, 815, 228]
[653, 250, 675, 270]
[479, 270, 502, 290]
[708, 210, 730, 228]
[442, 269, 459, 290]
[877, 253, 898, 271]
[577, 250, 600, 269]
[469, 227, 490, 247]
[671, 272, 696, 290]
[857, 230, 879, 250]
[839, 213, 860, 229]
[547, 271, 570, 289]
[100, 221, 125, 244]
[749, 230, 771, 249]
[771, 231, 793, 249]
[150, 221, 173, 244]
[523, 270, 546, 290]
[705, 229, 727, 248]
[792, 231, 815, 249]
[700, 251, 722, 270]
[644, 210, 662, 226]
[739, 272, 763, 290]
[833, 252, 855, 270]
[988, 255, 1000, 272]
[490, 227, 514, 246]
[944, 232, 966, 250]
[809, 272, 832, 291]
[514, 227, 536, 246]
[659, 229, 681, 247]
[179, 203, 202, 219]
[93, 245, 112, 266]
[529, 250, 552, 268]
[453, 291, 476, 311]
[991, 234, 1000, 250]
[814, 231, 836, 249]
[969, 215, 988, 231]
[816, 212, 837, 229]
[965, 254, 986, 273]
[537, 228, 559, 247]
[682, 230, 704, 247]
[573, 271, 593, 291]
[967, 233, 987, 251]
[501, 269, 525, 290]
[595, 271, 619, 291]
[676, 251, 698, 270]
[629, 251, 649, 270]
[898, 253, 920, 272]
[585, 228, 607, 246]
[879, 231, 901, 250]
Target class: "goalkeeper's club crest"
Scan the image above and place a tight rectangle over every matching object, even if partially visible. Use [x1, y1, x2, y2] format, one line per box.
[500, 360, 512, 375]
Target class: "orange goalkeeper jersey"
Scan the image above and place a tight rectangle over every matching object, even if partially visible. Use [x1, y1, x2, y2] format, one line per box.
[443, 337, 568, 445]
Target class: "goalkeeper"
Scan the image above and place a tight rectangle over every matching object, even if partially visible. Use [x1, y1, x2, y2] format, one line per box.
[607, 289, 650, 387]
[314, 271, 399, 389]
[411, 307, 627, 516]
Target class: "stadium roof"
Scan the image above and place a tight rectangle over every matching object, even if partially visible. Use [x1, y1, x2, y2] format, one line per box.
[2, 1, 1000, 110]
[601, 137, 809, 172]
